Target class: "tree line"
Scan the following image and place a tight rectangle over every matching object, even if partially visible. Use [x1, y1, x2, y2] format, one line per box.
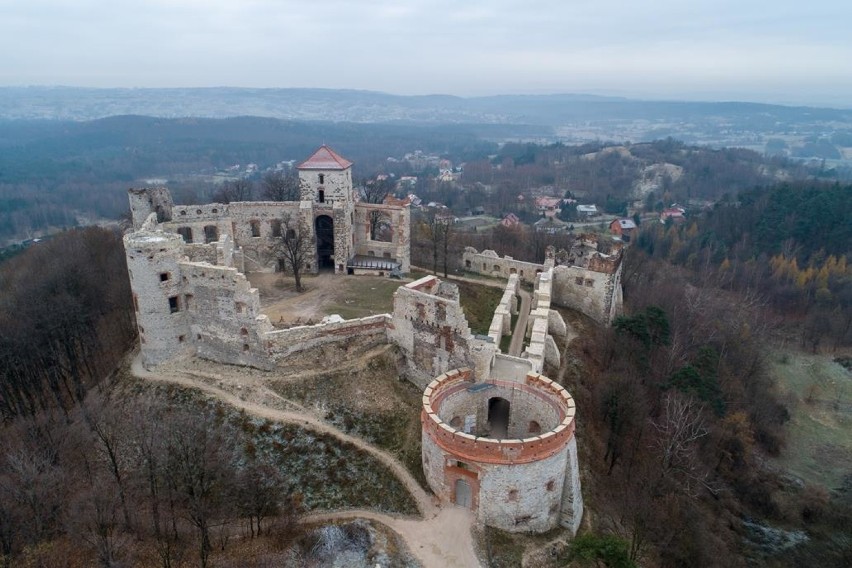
[0, 390, 301, 568]
[634, 181, 852, 351]
[563, 246, 851, 566]
[0, 228, 137, 419]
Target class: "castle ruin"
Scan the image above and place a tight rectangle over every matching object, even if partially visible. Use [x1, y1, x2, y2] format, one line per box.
[123, 145, 590, 535]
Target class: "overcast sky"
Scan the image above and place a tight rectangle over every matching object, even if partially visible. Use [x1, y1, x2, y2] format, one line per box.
[1, 0, 850, 106]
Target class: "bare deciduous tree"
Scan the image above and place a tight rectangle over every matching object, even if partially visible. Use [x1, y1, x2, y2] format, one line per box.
[273, 214, 312, 293]
[262, 172, 300, 202]
[651, 393, 708, 495]
[213, 179, 253, 204]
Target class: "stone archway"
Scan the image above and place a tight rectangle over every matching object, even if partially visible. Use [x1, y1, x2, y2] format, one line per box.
[488, 397, 510, 439]
[315, 215, 335, 269]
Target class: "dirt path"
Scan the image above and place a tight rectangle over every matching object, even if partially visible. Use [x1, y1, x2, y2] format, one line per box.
[508, 288, 531, 357]
[305, 507, 480, 568]
[130, 354, 483, 568]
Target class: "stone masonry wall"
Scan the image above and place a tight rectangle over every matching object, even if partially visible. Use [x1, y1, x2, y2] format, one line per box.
[489, 274, 519, 347]
[125, 226, 191, 368]
[299, 168, 352, 205]
[353, 202, 411, 272]
[179, 261, 274, 370]
[421, 369, 583, 534]
[462, 245, 623, 326]
[524, 269, 561, 373]
[264, 315, 391, 368]
[462, 247, 549, 283]
[551, 263, 623, 325]
[390, 276, 495, 388]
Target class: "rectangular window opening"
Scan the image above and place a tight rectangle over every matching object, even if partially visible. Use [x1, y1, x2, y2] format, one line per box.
[168, 296, 180, 313]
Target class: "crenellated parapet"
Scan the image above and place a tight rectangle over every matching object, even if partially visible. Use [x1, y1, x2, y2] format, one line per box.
[421, 367, 583, 534]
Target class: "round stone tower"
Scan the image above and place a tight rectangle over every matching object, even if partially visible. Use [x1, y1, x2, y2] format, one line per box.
[124, 229, 190, 368]
[421, 368, 583, 534]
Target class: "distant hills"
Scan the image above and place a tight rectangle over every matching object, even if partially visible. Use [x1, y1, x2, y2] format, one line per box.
[3, 86, 851, 153]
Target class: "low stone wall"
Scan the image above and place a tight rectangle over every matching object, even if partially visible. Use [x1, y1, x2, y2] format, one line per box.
[462, 248, 549, 283]
[488, 274, 519, 347]
[264, 314, 391, 365]
[524, 270, 561, 372]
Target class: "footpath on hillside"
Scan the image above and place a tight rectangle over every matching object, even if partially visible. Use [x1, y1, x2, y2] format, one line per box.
[131, 353, 482, 568]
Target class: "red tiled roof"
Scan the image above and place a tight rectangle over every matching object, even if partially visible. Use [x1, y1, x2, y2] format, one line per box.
[297, 145, 353, 170]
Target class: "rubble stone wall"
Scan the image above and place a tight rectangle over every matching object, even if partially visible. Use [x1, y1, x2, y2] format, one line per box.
[390, 275, 494, 388]
[461, 248, 547, 283]
[551, 263, 623, 325]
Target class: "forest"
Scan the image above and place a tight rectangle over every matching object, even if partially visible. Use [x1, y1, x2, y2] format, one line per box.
[0, 117, 501, 241]
[634, 181, 852, 351]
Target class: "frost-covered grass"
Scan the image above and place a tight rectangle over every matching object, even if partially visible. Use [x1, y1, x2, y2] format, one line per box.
[768, 351, 852, 489]
[233, 414, 418, 514]
[125, 379, 419, 514]
[273, 351, 429, 490]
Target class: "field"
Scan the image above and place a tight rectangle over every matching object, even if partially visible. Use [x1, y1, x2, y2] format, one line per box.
[767, 351, 852, 489]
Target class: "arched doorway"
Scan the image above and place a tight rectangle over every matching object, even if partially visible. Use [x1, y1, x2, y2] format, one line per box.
[315, 215, 334, 270]
[454, 478, 472, 508]
[488, 397, 510, 439]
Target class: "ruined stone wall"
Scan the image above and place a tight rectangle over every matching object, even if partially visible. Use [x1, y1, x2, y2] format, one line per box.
[524, 269, 560, 372]
[129, 187, 174, 229]
[125, 226, 191, 368]
[489, 274, 519, 347]
[264, 314, 391, 368]
[130, 186, 411, 277]
[389, 275, 494, 388]
[178, 261, 274, 370]
[461, 244, 623, 326]
[551, 262, 623, 325]
[183, 244, 219, 264]
[462, 248, 549, 283]
[353, 203, 411, 272]
[421, 369, 583, 534]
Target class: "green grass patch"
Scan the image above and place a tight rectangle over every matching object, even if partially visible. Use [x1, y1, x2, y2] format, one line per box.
[481, 527, 526, 568]
[322, 277, 404, 319]
[456, 280, 504, 336]
[767, 351, 852, 489]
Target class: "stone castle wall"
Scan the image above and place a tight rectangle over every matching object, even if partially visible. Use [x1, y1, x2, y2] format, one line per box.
[264, 314, 391, 367]
[462, 248, 548, 283]
[421, 368, 583, 534]
[353, 202, 411, 272]
[462, 246, 623, 325]
[488, 274, 519, 347]
[551, 263, 623, 325]
[389, 275, 495, 388]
